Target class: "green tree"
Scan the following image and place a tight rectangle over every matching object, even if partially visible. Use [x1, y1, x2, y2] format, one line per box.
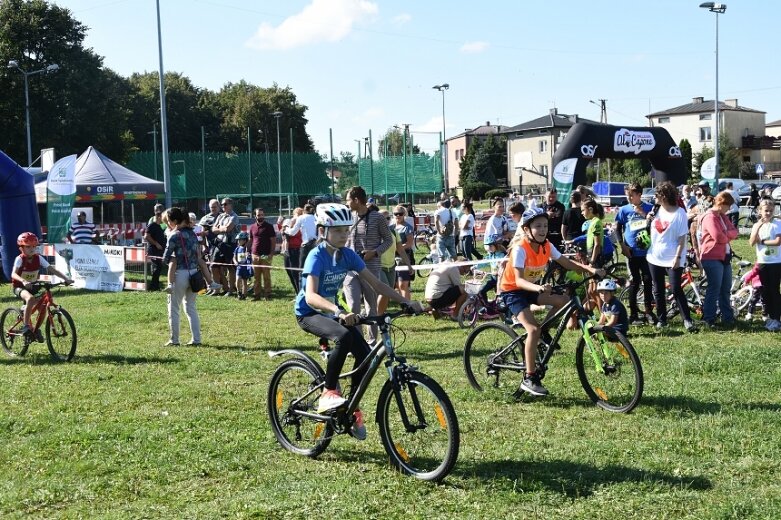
[458, 138, 482, 187]
[376, 127, 420, 157]
[679, 138, 693, 176]
[0, 0, 134, 161]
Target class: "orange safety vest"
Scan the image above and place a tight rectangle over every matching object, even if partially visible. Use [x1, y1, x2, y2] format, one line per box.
[499, 239, 551, 292]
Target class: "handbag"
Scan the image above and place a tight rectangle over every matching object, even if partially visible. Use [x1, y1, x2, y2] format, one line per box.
[179, 232, 206, 293]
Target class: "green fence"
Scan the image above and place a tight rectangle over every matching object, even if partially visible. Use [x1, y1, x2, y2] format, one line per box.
[127, 151, 332, 200]
[357, 155, 443, 196]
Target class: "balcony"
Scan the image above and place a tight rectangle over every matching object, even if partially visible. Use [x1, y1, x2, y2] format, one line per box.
[742, 135, 781, 150]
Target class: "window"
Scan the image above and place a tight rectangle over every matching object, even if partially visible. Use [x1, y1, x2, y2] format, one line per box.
[541, 165, 549, 178]
[539, 140, 548, 153]
[700, 127, 712, 141]
[658, 117, 670, 124]
[699, 113, 712, 120]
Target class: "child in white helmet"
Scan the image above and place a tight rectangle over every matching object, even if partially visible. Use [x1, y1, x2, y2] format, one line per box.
[596, 278, 629, 336]
[293, 203, 423, 441]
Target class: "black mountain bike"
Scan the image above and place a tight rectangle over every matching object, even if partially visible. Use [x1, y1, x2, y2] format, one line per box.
[267, 307, 459, 482]
[463, 276, 643, 413]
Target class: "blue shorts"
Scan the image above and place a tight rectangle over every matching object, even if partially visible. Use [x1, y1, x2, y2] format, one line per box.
[501, 289, 539, 316]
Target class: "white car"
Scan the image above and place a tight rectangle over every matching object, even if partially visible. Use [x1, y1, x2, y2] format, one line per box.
[772, 186, 781, 201]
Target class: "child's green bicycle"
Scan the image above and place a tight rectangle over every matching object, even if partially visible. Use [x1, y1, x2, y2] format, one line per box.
[463, 276, 643, 413]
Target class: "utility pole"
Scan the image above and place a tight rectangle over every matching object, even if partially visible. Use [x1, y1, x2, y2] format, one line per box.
[589, 98, 610, 182]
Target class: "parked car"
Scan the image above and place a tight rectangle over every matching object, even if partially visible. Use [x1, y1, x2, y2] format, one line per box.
[641, 187, 655, 204]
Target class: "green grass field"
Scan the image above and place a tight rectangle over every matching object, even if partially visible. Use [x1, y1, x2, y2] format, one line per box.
[2, 242, 780, 519]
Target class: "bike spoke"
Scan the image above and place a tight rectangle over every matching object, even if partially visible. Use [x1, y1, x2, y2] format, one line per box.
[1, 308, 29, 357]
[463, 322, 522, 393]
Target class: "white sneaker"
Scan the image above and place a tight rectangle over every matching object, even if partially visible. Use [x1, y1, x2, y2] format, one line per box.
[317, 389, 347, 412]
[744, 313, 753, 321]
[164, 284, 174, 294]
[208, 281, 222, 291]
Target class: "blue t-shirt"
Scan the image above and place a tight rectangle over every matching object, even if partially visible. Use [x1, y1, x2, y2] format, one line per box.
[615, 202, 653, 257]
[294, 243, 366, 317]
[601, 298, 628, 335]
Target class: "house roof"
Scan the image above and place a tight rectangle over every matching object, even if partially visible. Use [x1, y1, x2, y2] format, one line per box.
[503, 111, 599, 133]
[448, 122, 511, 140]
[767, 119, 781, 127]
[647, 99, 764, 117]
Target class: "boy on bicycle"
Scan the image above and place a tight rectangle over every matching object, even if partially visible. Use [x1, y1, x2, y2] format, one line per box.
[10, 232, 73, 341]
[499, 208, 604, 396]
[294, 203, 423, 440]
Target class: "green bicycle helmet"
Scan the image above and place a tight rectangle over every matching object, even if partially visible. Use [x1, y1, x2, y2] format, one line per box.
[635, 229, 651, 250]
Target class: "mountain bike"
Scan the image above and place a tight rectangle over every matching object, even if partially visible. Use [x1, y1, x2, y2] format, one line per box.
[1, 281, 77, 361]
[267, 307, 460, 482]
[414, 224, 436, 255]
[463, 276, 643, 413]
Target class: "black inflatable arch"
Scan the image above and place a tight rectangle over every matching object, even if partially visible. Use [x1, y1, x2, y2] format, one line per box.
[551, 122, 686, 197]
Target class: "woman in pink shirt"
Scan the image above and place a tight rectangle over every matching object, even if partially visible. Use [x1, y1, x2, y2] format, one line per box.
[698, 191, 739, 327]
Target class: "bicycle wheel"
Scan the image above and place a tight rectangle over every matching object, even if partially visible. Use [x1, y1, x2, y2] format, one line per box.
[682, 284, 703, 320]
[45, 307, 77, 361]
[415, 235, 431, 255]
[267, 359, 333, 457]
[618, 284, 648, 316]
[575, 328, 643, 413]
[376, 371, 459, 482]
[605, 261, 629, 286]
[463, 322, 521, 393]
[731, 286, 754, 314]
[457, 297, 478, 329]
[417, 256, 433, 278]
[1, 308, 29, 357]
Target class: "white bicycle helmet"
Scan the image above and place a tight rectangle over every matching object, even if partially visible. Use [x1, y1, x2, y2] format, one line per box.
[521, 207, 548, 227]
[316, 203, 353, 227]
[596, 279, 618, 292]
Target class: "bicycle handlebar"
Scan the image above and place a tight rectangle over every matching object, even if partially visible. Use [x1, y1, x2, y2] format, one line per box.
[550, 272, 604, 295]
[334, 303, 420, 327]
[27, 280, 73, 290]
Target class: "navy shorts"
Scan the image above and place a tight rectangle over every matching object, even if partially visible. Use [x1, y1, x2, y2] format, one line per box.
[501, 289, 539, 316]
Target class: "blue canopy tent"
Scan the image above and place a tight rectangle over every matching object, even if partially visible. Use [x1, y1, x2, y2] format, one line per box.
[0, 150, 42, 280]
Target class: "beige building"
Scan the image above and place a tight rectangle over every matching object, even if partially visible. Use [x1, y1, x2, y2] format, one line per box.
[766, 119, 781, 137]
[444, 122, 509, 190]
[647, 97, 767, 166]
[503, 109, 595, 192]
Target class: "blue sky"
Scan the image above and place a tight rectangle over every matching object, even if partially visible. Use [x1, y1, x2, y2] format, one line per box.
[53, 0, 781, 157]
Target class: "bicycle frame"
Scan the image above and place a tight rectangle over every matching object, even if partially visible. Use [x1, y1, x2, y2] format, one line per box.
[8, 287, 56, 337]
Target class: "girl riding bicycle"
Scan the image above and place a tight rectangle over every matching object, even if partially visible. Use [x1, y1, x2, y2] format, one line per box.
[294, 203, 423, 440]
[10, 232, 72, 338]
[499, 208, 604, 396]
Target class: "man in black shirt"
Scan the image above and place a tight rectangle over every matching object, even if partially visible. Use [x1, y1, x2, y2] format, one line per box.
[541, 188, 566, 249]
[144, 206, 167, 291]
[561, 191, 586, 241]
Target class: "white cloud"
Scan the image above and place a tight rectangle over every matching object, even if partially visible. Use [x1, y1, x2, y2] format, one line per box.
[392, 13, 411, 25]
[352, 106, 385, 123]
[246, 0, 378, 51]
[417, 116, 445, 133]
[460, 41, 490, 54]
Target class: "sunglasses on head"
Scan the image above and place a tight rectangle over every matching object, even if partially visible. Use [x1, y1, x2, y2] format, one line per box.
[393, 212, 404, 216]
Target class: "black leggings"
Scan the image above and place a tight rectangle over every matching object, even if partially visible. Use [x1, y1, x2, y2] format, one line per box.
[627, 256, 655, 318]
[648, 263, 692, 323]
[297, 313, 371, 390]
[758, 263, 781, 321]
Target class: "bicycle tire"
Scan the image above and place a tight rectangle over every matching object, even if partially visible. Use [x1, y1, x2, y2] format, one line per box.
[731, 286, 754, 314]
[604, 261, 629, 286]
[45, 307, 77, 361]
[417, 256, 433, 278]
[575, 327, 643, 413]
[457, 297, 478, 329]
[415, 235, 431, 255]
[1, 308, 29, 357]
[463, 322, 521, 392]
[267, 359, 333, 457]
[376, 371, 459, 482]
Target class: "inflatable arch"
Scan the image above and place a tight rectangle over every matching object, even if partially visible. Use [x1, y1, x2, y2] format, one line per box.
[551, 122, 687, 199]
[0, 150, 42, 279]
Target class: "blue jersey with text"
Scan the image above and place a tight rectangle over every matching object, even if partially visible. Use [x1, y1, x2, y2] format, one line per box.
[615, 202, 653, 256]
[294, 243, 366, 317]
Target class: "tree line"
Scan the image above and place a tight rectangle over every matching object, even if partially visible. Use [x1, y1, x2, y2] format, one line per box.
[0, 0, 315, 165]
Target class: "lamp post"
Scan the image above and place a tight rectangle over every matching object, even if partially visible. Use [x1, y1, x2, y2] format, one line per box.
[432, 83, 449, 192]
[273, 111, 283, 212]
[700, 2, 726, 186]
[7, 60, 60, 167]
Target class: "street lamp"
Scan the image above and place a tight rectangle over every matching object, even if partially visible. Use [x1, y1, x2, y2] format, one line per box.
[273, 111, 283, 213]
[432, 83, 449, 192]
[7, 60, 61, 167]
[699, 2, 726, 185]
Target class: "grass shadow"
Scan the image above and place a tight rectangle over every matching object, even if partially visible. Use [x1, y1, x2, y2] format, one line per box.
[0, 353, 180, 365]
[640, 394, 723, 414]
[457, 458, 712, 497]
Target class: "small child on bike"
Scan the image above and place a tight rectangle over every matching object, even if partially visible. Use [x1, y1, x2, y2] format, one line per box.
[499, 208, 604, 396]
[233, 231, 253, 300]
[595, 279, 629, 336]
[294, 203, 423, 440]
[10, 232, 73, 340]
[740, 263, 764, 321]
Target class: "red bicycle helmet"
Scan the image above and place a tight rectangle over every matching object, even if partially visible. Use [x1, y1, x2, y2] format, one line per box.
[17, 232, 40, 247]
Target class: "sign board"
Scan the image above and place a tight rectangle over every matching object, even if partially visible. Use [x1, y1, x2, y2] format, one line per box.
[756, 163, 765, 178]
[54, 244, 124, 292]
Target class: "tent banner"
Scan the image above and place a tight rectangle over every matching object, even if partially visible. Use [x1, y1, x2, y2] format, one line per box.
[54, 244, 124, 292]
[46, 155, 77, 243]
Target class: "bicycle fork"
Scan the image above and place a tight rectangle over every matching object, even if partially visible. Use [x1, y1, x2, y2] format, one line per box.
[580, 319, 620, 374]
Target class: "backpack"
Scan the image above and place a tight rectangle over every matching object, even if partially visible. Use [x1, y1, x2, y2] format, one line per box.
[440, 210, 454, 236]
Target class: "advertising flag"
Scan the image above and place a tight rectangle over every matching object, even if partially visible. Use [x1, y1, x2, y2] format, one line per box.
[46, 155, 77, 243]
